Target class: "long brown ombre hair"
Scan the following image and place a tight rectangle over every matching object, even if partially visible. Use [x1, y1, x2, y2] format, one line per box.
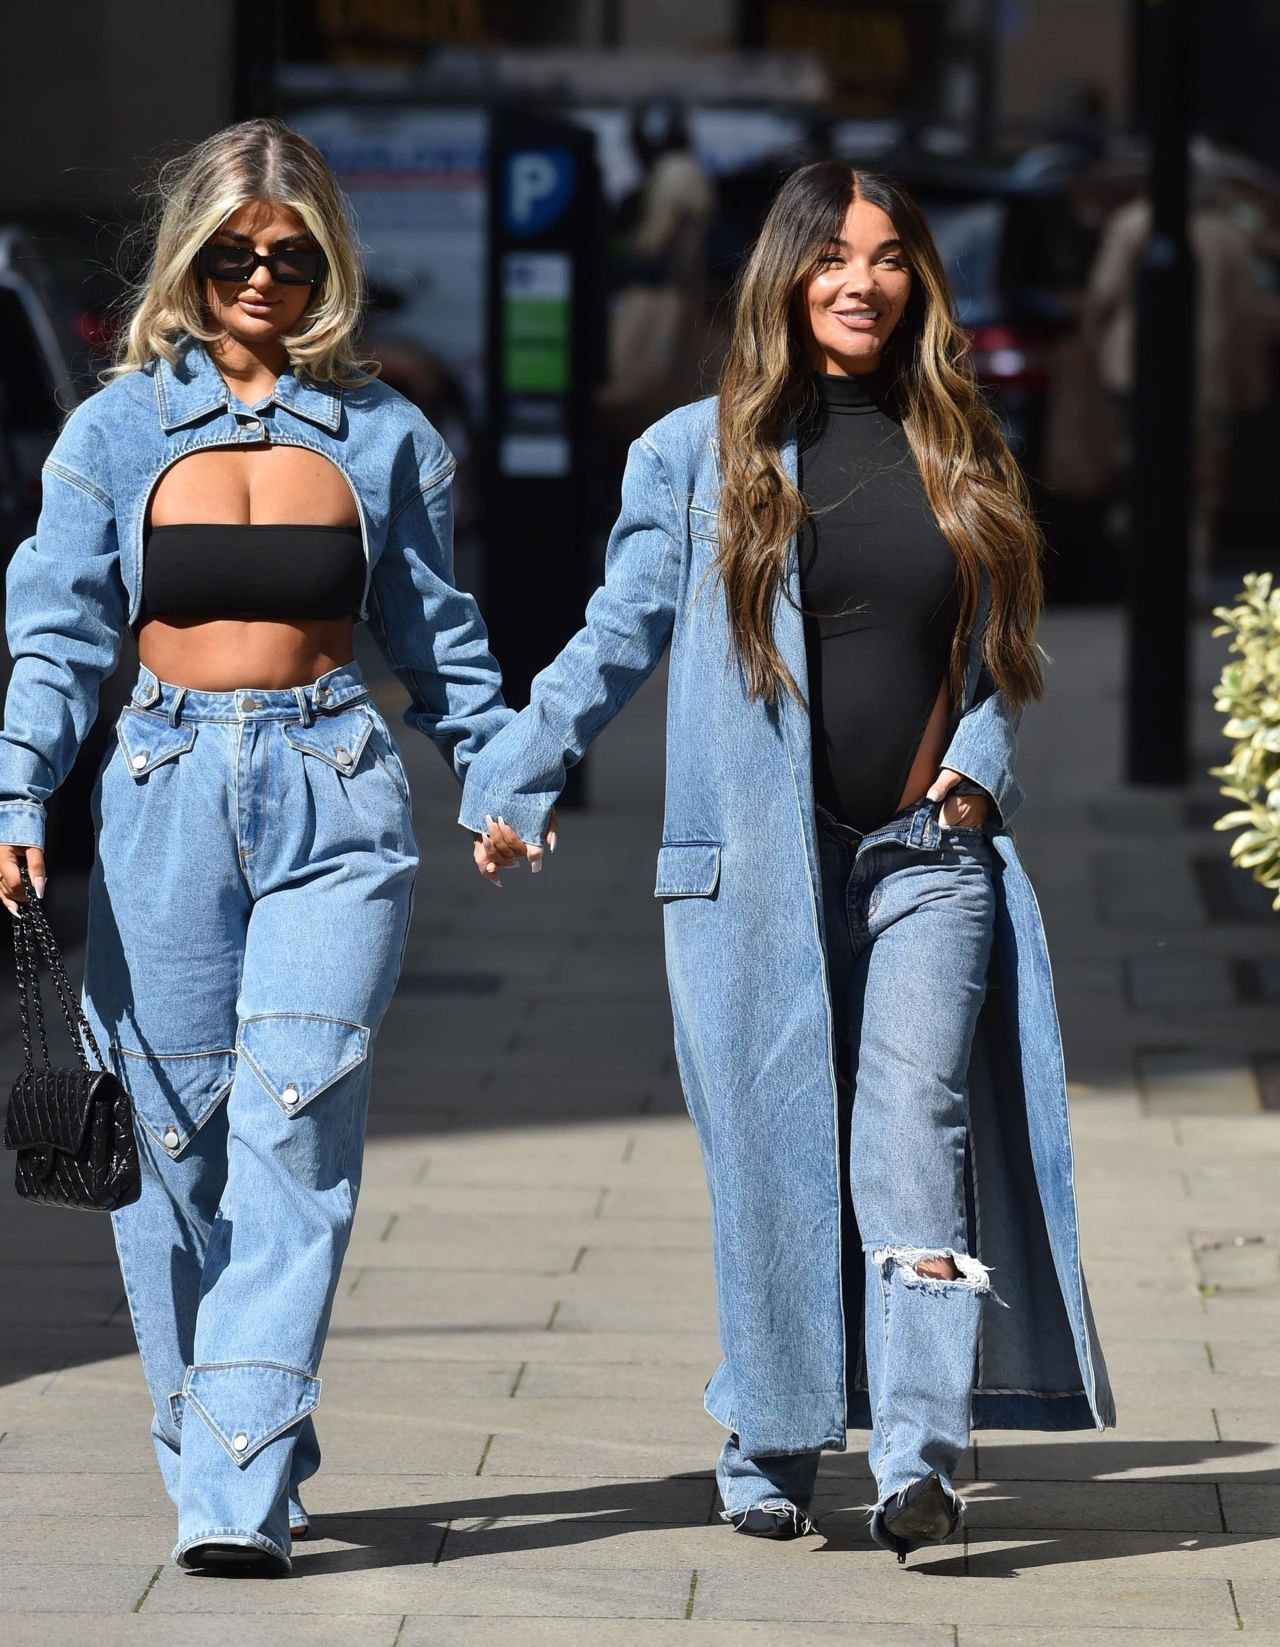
[715, 161, 1045, 709]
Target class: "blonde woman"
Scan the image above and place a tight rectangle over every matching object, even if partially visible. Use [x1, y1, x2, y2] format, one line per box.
[0, 118, 510, 1574]
[468, 163, 1113, 1558]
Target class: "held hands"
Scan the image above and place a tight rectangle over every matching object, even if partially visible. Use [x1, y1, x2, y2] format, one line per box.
[472, 812, 558, 888]
[0, 845, 46, 917]
[469, 777, 984, 886]
[926, 769, 990, 829]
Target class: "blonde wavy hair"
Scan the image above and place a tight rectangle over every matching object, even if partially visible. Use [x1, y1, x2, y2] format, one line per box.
[717, 161, 1044, 709]
[109, 117, 373, 385]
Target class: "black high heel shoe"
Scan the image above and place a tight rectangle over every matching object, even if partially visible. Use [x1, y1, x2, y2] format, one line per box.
[869, 1472, 960, 1565]
[728, 1503, 815, 1540]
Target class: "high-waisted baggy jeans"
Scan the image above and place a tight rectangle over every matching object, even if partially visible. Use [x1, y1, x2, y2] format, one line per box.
[717, 794, 997, 1522]
[84, 662, 417, 1568]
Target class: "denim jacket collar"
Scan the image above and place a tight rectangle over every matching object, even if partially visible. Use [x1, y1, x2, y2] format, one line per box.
[154, 340, 344, 435]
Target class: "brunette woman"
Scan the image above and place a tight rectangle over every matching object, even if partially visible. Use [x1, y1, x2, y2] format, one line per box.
[466, 163, 1113, 1560]
[0, 119, 510, 1573]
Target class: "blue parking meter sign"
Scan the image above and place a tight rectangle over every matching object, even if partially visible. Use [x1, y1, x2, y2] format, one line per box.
[484, 111, 599, 792]
[504, 148, 576, 237]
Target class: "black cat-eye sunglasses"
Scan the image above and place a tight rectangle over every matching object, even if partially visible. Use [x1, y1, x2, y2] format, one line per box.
[195, 242, 328, 286]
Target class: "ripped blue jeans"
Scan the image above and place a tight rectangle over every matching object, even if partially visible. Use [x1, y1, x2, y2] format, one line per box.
[85, 663, 417, 1567]
[718, 796, 996, 1520]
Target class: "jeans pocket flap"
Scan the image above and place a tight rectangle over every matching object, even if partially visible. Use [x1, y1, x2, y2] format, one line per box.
[110, 1045, 235, 1158]
[236, 1012, 371, 1115]
[116, 710, 196, 778]
[182, 1361, 320, 1468]
[283, 709, 373, 776]
[655, 842, 722, 898]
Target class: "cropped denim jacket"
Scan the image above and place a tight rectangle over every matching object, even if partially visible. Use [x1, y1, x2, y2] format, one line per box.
[0, 340, 511, 847]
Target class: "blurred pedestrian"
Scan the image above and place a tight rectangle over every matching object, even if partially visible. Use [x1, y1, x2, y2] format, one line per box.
[468, 162, 1114, 1558]
[0, 118, 511, 1574]
[1084, 175, 1269, 599]
[597, 99, 715, 443]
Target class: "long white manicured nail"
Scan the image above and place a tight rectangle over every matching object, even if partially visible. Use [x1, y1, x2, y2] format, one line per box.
[548, 831, 558, 853]
[31, 876, 46, 900]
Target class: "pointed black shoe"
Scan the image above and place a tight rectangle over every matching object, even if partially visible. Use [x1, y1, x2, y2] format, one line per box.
[870, 1473, 960, 1565]
[729, 1503, 815, 1540]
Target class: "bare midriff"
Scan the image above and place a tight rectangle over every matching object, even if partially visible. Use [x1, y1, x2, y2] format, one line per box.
[137, 444, 359, 692]
[137, 616, 356, 693]
[895, 675, 952, 812]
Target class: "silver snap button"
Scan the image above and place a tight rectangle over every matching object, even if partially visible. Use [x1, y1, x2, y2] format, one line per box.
[314, 687, 329, 706]
[282, 1085, 300, 1107]
[163, 1127, 179, 1149]
[241, 696, 261, 712]
[232, 1432, 249, 1453]
[243, 418, 261, 430]
[334, 746, 351, 767]
[132, 752, 148, 771]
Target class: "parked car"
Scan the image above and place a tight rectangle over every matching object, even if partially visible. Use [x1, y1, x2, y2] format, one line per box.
[875, 166, 1092, 468]
[0, 230, 77, 543]
[856, 160, 1115, 599]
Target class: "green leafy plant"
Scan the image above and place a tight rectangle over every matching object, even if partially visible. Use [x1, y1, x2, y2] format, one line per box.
[1212, 572, 1280, 909]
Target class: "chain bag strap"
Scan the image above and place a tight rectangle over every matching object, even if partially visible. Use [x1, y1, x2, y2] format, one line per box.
[14, 863, 107, 1072]
[13, 894, 51, 1075]
[2, 863, 141, 1211]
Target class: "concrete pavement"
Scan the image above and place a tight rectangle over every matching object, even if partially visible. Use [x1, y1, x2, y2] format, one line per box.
[1, 604, 1279, 1643]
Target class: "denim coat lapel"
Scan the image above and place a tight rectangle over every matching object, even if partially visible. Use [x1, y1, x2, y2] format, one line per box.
[773, 424, 827, 939]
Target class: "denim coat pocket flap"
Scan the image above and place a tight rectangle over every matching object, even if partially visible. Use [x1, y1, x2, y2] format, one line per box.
[688, 503, 719, 543]
[655, 842, 722, 898]
[284, 709, 373, 776]
[236, 1012, 371, 1115]
[115, 710, 197, 777]
[181, 1361, 321, 1468]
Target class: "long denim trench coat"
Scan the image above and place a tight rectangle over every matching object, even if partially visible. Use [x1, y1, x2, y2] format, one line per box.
[461, 395, 1116, 1459]
[0, 341, 511, 851]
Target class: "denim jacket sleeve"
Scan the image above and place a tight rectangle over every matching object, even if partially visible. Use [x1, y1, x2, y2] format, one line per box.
[458, 434, 682, 845]
[365, 451, 513, 785]
[939, 664, 1025, 827]
[0, 430, 129, 849]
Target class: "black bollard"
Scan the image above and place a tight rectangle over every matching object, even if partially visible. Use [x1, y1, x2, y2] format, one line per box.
[1125, 0, 1195, 786]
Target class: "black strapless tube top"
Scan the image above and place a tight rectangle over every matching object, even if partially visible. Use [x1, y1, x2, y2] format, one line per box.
[141, 524, 365, 621]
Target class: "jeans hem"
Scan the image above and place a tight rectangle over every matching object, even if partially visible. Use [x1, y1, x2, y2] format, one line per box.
[174, 1528, 290, 1568]
[721, 1501, 817, 1533]
[871, 1474, 967, 1518]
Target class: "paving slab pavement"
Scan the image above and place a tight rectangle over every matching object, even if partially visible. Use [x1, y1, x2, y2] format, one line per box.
[2, 607, 1280, 1641]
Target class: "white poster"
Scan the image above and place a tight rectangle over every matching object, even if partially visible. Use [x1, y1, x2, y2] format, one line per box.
[291, 106, 489, 414]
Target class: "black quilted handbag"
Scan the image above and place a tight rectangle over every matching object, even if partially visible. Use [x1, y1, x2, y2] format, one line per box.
[2, 863, 140, 1211]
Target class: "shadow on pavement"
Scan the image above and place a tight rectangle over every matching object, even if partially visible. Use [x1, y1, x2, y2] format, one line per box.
[290, 1441, 1278, 1576]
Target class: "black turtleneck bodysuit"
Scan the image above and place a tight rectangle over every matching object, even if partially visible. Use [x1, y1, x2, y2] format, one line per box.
[798, 368, 960, 835]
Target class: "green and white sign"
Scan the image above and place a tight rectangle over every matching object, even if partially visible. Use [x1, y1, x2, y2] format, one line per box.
[501, 251, 574, 476]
